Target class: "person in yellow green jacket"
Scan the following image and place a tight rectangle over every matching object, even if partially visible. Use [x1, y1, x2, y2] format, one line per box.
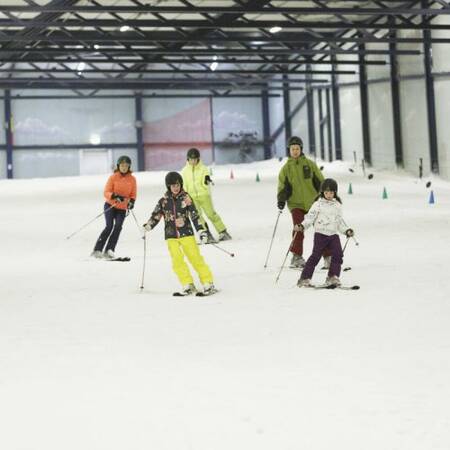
[277, 136, 324, 268]
[180, 148, 231, 243]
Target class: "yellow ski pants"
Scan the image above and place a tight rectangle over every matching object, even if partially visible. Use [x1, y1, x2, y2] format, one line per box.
[167, 235, 213, 286]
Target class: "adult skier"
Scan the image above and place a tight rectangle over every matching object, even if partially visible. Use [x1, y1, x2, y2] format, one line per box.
[277, 136, 324, 268]
[91, 155, 136, 259]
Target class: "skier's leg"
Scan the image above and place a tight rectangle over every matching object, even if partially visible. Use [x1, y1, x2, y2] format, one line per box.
[327, 235, 343, 278]
[290, 208, 305, 256]
[105, 209, 126, 252]
[167, 238, 194, 286]
[300, 233, 330, 280]
[180, 236, 214, 284]
[197, 195, 227, 234]
[93, 203, 115, 252]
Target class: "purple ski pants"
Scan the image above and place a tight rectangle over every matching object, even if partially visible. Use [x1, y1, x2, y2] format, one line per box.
[300, 232, 343, 280]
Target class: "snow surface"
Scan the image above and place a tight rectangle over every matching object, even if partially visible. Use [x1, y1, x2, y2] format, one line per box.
[1, 159, 450, 450]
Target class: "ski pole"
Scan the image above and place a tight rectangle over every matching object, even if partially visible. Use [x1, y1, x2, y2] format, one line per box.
[264, 209, 282, 268]
[275, 231, 297, 283]
[140, 232, 147, 290]
[209, 242, 235, 258]
[130, 209, 145, 238]
[65, 201, 118, 240]
[342, 237, 351, 254]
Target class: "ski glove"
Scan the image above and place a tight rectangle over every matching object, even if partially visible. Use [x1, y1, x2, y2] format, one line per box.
[143, 222, 151, 232]
[204, 175, 213, 185]
[112, 193, 125, 202]
[199, 231, 209, 244]
[127, 199, 135, 210]
[345, 228, 354, 237]
[277, 201, 286, 210]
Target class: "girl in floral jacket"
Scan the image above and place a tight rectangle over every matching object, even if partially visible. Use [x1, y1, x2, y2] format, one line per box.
[143, 171, 215, 295]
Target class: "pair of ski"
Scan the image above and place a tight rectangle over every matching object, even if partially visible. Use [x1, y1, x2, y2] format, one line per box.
[104, 257, 130, 262]
[173, 288, 218, 297]
[303, 283, 360, 290]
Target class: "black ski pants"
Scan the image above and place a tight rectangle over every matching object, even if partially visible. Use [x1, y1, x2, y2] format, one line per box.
[93, 203, 127, 253]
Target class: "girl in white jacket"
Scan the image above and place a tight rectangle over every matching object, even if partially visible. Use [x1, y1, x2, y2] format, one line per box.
[296, 178, 354, 287]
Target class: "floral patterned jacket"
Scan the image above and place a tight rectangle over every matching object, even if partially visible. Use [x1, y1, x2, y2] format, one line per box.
[145, 190, 205, 239]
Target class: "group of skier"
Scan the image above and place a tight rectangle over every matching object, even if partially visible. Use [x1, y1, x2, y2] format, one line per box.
[91, 136, 355, 295]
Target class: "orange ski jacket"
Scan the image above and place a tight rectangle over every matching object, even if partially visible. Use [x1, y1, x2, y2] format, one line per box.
[104, 171, 137, 210]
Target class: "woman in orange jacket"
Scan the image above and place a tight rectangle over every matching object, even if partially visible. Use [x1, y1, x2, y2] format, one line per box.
[91, 155, 137, 259]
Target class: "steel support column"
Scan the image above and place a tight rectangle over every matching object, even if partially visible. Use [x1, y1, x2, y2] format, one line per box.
[135, 92, 145, 171]
[422, 0, 439, 173]
[359, 41, 372, 165]
[318, 89, 325, 161]
[325, 88, 333, 162]
[331, 56, 342, 160]
[306, 65, 316, 157]
[4, 90, 13, 179]
[283, 74, 292, 154]
[389, 19, 404, 167]
[261, 88, 272, 159]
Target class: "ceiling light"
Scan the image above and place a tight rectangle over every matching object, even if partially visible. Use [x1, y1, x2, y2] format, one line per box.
[210, 62, 218, 71]
[77, 62, 86, 71]
[94, 44, 100, 50]
[269, 26, 282, 34]
[120, 25, 130, 32]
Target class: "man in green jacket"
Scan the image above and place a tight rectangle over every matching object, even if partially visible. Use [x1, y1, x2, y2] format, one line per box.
[181, 148, 231, 243]
[277, 136, 324, 268]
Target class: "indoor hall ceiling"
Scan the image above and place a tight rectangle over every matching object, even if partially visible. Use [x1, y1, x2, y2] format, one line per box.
[0, 0, 449, 93]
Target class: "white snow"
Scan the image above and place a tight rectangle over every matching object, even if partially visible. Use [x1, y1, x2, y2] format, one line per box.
[1, 159, 450, 450]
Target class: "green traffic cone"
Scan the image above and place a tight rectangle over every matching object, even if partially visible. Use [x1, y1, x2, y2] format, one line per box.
[256, 173, 260, 182]
[382, 187, 388, 199]
[348, 182, 353, 194]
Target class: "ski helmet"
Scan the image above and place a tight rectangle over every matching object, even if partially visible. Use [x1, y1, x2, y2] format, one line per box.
[117, 155, 132, 166]
[287, 136, 303, 150]
[320, 178, 338, 193]
[187, 147, 200, 160]
[165, 171, 183, 189]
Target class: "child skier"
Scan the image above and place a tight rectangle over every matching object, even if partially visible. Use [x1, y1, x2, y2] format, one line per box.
[180, 147, 231, 243]
[92, 155, 136, 259]
[296, 178, 354, 288]
[143, 171, 216, 296]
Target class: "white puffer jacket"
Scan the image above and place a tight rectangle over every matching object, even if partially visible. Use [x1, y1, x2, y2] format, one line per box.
[301, 197, 349, 236]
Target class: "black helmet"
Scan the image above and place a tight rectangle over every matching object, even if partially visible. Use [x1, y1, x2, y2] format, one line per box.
[187, 148, 200, 160]
[321, 178, 338, 193]
[117, 155, 131, 166]
[165, 171, 183, 189]
[287, 136, 303, 150]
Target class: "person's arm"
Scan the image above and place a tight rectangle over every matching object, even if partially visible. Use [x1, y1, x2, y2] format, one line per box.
[143, 200, 163, 231]
[277, 166, 292, 209]
[310, 161, 324, 192]
[186, 194, 205, 233]
[302, 201, 319, 230]
[104, 175, 115, 201]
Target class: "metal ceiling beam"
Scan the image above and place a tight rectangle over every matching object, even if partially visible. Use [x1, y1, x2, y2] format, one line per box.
[0, 47, 420, 56]
[3, 30, 450, 44]
[0, 68, 357, 75]
[0, 57, 388, 65]
[1, 5, 449, 15]
[1, 18, 448, 30]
